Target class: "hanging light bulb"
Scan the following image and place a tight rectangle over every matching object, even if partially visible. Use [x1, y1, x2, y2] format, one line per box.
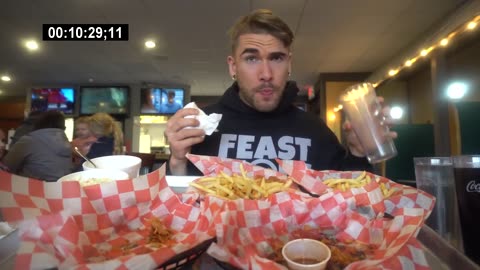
[388, 69, 398, 77]
[440, 38, 449, 46]
[467, 21, 477, 30]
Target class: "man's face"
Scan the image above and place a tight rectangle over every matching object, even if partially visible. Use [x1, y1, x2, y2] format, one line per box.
[168, 93, 175, 103]
[228, 33, 291, 112]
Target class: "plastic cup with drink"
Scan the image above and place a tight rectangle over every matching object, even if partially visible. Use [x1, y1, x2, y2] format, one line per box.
[453, 155, 480, 265]
[339, 82, 397, 163]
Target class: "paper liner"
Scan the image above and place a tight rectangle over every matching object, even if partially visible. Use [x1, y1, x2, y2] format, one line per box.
[186, 154, 291, 180]
[207, 193, 431, 270]
[0, 165, 219, 270]
[187, 155, 435, 270]
[277, 159, 436, 220]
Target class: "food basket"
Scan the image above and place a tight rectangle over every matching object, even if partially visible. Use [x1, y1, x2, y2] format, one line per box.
[0, 166, 221, 269]
[157, 237, 216, 270]
[186, 154, 436, 270]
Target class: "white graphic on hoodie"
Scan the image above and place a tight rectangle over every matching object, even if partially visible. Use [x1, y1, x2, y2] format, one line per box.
[218, 134, 312, 171]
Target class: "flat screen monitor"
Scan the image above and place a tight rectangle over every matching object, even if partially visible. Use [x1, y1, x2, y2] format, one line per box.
[140, 88, 185, 115]
[31, 88, 75, 115]
[80, 86, 129, 115]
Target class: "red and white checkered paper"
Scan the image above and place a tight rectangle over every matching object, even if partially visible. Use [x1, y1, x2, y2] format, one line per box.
[277, 159, 436, 220]
[186, 154, 292, 181]
[188, 155, 435, 270]
[0, 165, 217, 270]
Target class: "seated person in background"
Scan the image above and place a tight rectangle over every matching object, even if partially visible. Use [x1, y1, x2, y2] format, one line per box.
[74, 116, 93, 139]
[164, 9, 397, 176]
[159, 91, 182, 114]
[3, 111, 72, 181]
[0, 128, 9, 171]
[9, 110, 43, 147]
[71, 116, 97, 168]
[86, 113, 124, 159]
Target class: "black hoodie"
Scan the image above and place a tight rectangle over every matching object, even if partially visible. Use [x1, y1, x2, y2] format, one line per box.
[186, 81, 371, 175]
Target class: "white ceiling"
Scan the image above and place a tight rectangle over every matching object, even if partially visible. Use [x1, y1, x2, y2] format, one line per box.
[0, 0, 469, 97]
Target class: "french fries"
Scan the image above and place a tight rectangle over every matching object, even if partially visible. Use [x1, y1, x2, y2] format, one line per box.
[323, 171, 370, 192]
[323, 171, 396, 198]
[189, 165, 292, 200]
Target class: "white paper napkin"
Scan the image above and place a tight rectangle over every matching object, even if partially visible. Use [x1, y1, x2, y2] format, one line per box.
[184, 102, 222, 135]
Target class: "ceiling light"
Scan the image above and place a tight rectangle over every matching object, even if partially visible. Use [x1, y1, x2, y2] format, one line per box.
[440, 38, 449, 46]
[390, 106, 404, 120]
[145, 40, 156, 49]
[1, 75, 11, 82]
[447, 82, 467, 99]
[420, 49, 429, 57]
[25, 40, 39, 50]
[467, 21, 477, 30]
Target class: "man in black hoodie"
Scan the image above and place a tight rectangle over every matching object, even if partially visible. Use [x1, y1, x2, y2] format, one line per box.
[165, 9, 396, 176]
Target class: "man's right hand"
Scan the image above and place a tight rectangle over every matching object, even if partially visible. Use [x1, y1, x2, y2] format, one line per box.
[164, 108, 206, 175]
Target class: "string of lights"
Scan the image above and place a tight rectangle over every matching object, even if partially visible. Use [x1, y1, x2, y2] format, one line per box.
[328, 14, 480, 121]
[372, 14, 480, 87]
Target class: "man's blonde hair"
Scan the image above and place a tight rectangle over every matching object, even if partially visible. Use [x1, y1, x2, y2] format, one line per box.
[228, 9, 294, 53]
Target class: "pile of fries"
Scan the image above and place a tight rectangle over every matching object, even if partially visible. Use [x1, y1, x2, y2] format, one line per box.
[189, 166, 292, 200]
[323, 171, 396, 198]
[146, 217, 174, 248]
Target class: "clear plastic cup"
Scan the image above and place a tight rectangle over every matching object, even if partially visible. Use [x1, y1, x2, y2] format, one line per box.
[414, 157, 463, 250]
[339, 82, 397, 163]
[282, 238, 331, 270]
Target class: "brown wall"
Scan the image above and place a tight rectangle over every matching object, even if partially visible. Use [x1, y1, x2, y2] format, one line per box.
[0, 97, 26, 132]
[376, 80, 409, 124]
[407, 67, 434, 124]
[447, 35, 480, 101]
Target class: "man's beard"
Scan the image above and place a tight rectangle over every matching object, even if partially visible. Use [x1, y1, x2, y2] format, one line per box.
[239, 82, 283, 112]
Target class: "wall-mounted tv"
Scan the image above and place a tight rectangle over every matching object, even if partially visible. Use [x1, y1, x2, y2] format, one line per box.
[80, 86, 129, 115]
[140, 88, 185, 115]
[31, 88, 75, 115]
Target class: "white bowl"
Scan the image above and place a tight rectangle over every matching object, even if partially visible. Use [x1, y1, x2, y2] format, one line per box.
[82, 155, 142, 179]
[58, 169, 129, 186]
[165, 176, 199, 193]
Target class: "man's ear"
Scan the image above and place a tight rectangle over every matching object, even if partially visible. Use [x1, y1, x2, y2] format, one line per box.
[227, 55, 236, 78]
[288, 52, 292, 75]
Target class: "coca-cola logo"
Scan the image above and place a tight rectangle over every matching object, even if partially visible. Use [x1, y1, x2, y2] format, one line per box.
[466, 181, 480, 192]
